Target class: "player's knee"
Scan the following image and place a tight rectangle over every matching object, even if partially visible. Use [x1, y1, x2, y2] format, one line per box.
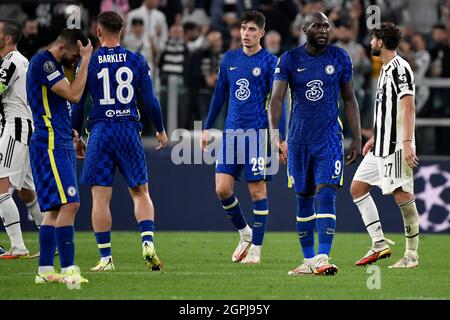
[216, 185, 233, 200]
[316, 186, 336, 209]
[393, 188, 414, 205]
[350, 181, 369, 200]
[129, 184, 149, 198]
[18, 188, 36, 204]
[248, 183, 266, 201]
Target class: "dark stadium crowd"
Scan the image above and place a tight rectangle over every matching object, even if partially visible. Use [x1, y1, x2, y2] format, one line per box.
[1, 0, 450, 153]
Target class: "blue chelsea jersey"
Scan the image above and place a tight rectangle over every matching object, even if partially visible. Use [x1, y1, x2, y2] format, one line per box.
[274, 44, 353, 144]
[84, 46, 152, 131]
[26, 51, 73, 150]
[206, 48, 278, 130]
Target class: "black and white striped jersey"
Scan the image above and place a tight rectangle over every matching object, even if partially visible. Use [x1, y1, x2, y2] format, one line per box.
[0, 50, 33, 145]
[373, 55, 415, 157]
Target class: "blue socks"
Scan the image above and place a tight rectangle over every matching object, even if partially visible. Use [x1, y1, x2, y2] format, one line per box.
[221, 195, 248, 230]
[296, 194, 316, 259]
[39, 225, 56, 267]
[316, 187, 337, 256]
[138, 220, 154, 243]
[55, 226, 75, 268]
[95, 231, 111, 258]
[252, 198, 269, 246]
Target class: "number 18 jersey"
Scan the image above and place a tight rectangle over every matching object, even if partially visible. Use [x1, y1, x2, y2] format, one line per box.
[84, 46, 151, 131]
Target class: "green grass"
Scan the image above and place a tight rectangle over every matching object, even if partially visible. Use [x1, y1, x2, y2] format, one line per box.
[0, 231, 449, 300]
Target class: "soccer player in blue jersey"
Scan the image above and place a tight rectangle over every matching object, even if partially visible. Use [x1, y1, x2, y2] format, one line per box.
[200, 11, 281, 264]
[72, 11, 167, 272]
[27, 29, 93, 284]
[269, 12, 362, 275]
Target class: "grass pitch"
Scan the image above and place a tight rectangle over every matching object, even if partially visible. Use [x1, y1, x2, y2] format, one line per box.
[0, 231, 449, 300]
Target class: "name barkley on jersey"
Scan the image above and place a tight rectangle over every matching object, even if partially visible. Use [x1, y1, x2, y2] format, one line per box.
[97, 53, 127, 64]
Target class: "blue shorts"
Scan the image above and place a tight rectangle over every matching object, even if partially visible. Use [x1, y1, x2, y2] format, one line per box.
[216, 129, 272, 182]
[29, 145, 79, 212]
[288, 138, 344, 194]
[80, 122, 148, 187]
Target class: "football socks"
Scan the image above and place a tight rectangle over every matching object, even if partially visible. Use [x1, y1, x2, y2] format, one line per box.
[316, 187, 336, 256]
[296, 194, 316, 259]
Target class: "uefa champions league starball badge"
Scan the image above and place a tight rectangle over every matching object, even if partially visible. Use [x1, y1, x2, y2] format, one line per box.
[252, 67, 261, 76]
[325, 65, 335, 75]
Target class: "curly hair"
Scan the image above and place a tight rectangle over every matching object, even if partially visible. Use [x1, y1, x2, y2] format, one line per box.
[371, 22, 402, 50]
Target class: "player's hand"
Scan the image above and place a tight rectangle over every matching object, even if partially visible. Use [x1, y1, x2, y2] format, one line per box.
[74, 138, 86, 159]
[155, 131, 168, 150]
[346, 138, 362, 165]
[278, 141, 288, 164]
[200, 130, 211, 152]
[404, 141, 419, 168]
[73, 130, 86, 159]
[362, 136, 374, 156]
[78, 39, 93, 59]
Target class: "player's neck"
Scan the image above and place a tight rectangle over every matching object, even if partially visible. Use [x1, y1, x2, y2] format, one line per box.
[101, 40, 120, 48]
[0, 45, 17, 58]
[305, 42, 326, 56]
[243, 44, 262, 56]
[381, 50, 397, 65]
[48, 47, 62, 63]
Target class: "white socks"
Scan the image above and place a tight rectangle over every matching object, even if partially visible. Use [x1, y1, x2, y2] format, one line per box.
[399, 199, 420, 257]
[26, 198, 43, 229]
[0, 193, 26, 251]
[354, 193, 385, 243]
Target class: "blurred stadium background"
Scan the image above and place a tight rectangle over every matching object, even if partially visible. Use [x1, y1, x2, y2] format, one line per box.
[1, 0, 450, 234]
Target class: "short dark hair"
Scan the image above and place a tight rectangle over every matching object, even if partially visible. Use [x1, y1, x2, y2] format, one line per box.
[432, 23, 446, 31]
[0, 19, 22, 44]
[97, 11, 123, 33]
[131, 18, 144, 26]
[240, 10, 265, 29]
[183, 22, 198, 32]
[57, 28, 89, 48]
[371, 22, 402, 50]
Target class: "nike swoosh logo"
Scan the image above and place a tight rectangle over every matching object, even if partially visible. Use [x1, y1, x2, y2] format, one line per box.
[332, 175, 340, 179]
[230, 67, 237, 70]
[297, 68, 307, 72]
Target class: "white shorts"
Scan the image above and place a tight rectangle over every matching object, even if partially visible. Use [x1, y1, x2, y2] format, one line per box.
[0, 132, 35, 190]
[353, 149, 413, 195]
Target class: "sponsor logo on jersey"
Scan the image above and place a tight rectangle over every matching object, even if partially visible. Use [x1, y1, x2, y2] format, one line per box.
[105, 109, 131, 117]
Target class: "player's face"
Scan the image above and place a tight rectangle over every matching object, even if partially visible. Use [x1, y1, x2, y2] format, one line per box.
[305, 19, 330, 49]
[61, 46, 81, 68]
[370, 36, 382, 56]
[240, 21, 264, 49]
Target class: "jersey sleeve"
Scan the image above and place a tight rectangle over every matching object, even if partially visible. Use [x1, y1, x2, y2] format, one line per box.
[267, 55, 287, 140]
[36, 57, 66, 88]
[0, 58, 19, 95]
[138, 54, 165, 133]
[391, 64, 415, 99]
[204, 53, 229, 130]
[340, 48, 353, 84]
[273, 52, 290, 82]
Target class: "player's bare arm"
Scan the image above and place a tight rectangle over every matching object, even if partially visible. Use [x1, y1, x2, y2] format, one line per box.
[268, 79, 288, 163]
[340, 80, 362, 165]
[51, 40, 93, 103]
[401, 94, 419, 168]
